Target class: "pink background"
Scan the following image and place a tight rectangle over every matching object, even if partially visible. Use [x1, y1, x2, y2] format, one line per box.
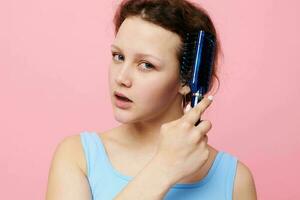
[1, 0, 299, 199]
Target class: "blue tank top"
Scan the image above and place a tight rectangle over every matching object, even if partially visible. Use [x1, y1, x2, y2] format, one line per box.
[80, 131, 238, 200]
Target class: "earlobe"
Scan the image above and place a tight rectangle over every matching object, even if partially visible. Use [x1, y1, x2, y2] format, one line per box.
[179, 85, 191, 95]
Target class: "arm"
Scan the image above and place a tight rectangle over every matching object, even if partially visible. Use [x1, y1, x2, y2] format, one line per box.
[115, 98, 214, 200]
[114, 156, 176, 200]
[46, 135, 92, 200]
[233, 161, 257, 200]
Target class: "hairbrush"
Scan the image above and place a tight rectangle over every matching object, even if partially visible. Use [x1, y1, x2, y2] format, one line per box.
[181, 30, 216, 126]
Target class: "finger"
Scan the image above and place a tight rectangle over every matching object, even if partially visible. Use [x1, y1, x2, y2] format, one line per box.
[195, 120, 212, 137]
[189, 120, 211, 143]
[203, 134, 208, 144]
[182, 96, 213, 125]
[197, 134, 208, 149]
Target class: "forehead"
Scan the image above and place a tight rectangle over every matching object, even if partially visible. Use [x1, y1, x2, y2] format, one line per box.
[113, 16, 181, 60]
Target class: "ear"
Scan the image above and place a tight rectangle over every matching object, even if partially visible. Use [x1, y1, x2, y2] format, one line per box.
[178, 84, 191, 95]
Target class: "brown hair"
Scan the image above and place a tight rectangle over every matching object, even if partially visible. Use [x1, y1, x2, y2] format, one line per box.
[113, 0, 222, 107]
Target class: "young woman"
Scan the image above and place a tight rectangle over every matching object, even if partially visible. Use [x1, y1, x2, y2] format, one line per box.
[46, 0, 257, 199]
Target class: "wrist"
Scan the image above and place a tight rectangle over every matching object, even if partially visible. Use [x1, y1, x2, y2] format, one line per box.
[148, 155, 179, 187]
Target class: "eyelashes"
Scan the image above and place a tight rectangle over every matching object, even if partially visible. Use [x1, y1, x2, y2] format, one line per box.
[112, 52, 124, 62]
[111, 52, 156, 71]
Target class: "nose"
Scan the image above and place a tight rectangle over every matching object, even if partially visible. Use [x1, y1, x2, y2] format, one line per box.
[115, 64, 132, 87]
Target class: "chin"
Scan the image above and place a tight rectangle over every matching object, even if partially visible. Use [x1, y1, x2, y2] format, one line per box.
[114, 115, 141, 124]
[113, 108, 156, 124]
[113, 109, 137, 123]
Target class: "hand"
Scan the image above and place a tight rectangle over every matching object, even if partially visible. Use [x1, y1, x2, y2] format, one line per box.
[153, 96, 213, 184]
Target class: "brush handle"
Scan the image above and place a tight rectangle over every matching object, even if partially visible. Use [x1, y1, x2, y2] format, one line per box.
[191, 91, 204, 126]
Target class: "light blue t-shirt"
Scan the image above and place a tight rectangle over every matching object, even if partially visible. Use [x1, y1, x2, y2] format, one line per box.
[80, 131, 238, 200]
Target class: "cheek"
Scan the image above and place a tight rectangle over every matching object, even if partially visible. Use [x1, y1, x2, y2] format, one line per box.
[136, 75, 179, 108]
[108, 64, 116, 88]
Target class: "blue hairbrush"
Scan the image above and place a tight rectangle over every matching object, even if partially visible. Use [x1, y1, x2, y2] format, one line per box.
[181, 30, 216, 126]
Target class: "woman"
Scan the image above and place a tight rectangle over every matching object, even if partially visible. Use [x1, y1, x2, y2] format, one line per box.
[46, 0, 257, 199]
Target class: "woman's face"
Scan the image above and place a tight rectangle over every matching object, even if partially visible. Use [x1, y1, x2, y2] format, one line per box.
[109, 16, 184, 123]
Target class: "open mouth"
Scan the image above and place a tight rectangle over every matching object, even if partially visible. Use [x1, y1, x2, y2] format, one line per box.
[115, 94, 133, 102]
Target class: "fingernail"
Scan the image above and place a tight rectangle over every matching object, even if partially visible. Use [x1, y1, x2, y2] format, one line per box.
[208, 95, 214, 101]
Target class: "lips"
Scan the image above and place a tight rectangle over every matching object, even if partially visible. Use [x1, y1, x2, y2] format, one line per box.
[114, 91, 133, 102]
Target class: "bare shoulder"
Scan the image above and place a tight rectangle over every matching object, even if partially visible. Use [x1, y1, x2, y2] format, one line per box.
[46, 134, 91, 200]
[56, 134, 87, 175]
[233, 160, 257, 200]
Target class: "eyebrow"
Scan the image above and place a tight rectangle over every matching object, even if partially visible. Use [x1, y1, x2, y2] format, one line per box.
[111, 44, 163, 64]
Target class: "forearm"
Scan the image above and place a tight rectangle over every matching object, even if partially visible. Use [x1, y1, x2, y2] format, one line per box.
[114, 156, 176, 200]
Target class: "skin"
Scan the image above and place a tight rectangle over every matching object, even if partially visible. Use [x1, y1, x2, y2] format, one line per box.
[109, 16, 186, 140]
[107, 15, 257, 197]
[46, 15, 257, 200]
[107, 15, 217, 183]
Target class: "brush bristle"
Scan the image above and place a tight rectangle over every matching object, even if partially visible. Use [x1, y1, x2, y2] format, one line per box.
[180, 31, 216, 96]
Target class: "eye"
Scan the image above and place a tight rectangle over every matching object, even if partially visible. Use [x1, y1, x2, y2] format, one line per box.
[139, 62, 155, 71]
[111, 52, 155, 71]
[112, 52, 124, 62]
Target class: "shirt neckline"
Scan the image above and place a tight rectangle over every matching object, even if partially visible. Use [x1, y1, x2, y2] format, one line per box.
[92, 132, 223, 189]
